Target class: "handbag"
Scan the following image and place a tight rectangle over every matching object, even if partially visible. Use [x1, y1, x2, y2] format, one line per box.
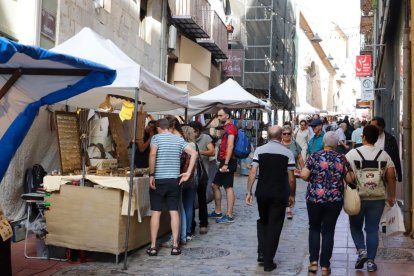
[343, 183, 361, 216]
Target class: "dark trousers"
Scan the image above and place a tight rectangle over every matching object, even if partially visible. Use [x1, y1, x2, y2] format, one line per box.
[192, 177, 208, 232]
[0, 238, 12, 276]
[257, 197, 286, 267]
[307, 201, 342, 267]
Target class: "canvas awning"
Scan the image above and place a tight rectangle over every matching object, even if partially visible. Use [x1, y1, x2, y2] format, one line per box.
[156, 78, 271, 116]
[0, 37, 116, 182]
[51, 28, 188, 112]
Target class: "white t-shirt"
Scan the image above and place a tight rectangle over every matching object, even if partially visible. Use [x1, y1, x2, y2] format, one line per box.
[375, 132, 385, 150]
[335, 128, 346, 142]
[345, 145, 395, 199]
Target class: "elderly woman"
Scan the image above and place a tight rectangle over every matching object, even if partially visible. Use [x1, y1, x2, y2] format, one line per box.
[301, 131, 354, 275]
[281, 125, 304, 219]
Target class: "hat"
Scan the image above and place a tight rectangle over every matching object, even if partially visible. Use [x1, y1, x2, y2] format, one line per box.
[309, 119, 323, 127]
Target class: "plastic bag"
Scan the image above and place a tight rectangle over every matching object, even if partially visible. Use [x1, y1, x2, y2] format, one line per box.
[386, 204, 405, 236]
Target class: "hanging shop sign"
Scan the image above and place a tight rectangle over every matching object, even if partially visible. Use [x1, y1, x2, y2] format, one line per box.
[360, 77, 375, 100]
[356, 55, 372, 77]
[356, 99, 371, 109]
[223, 49, 244, 77]
[41, 9, 56, 41]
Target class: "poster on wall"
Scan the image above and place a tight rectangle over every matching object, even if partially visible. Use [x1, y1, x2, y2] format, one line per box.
[41, 9, 56, 41]
[223, 49, 244, 77]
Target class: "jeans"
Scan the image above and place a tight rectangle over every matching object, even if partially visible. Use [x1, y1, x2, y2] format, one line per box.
[307, 201, 342, 267]
[178, 189, 186, 242]
[182, 180, 197, 236]
[256, 196, 286, 267]
[349, 199, 385, 260]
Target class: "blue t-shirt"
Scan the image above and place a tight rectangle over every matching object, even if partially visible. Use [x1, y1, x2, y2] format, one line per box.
[151, 133, 188, 179]
[306, 132, 325, 155]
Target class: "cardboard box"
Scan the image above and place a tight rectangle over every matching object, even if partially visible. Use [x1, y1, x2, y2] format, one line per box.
[45, 185, 170, 255]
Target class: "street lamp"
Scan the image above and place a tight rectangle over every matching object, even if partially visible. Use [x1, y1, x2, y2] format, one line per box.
[310, 33, 322, 43]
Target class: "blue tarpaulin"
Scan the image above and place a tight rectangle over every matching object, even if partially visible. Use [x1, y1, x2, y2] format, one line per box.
[0, 38, 116, 182]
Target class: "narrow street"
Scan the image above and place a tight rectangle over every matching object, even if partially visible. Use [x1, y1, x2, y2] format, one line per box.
[51, 176, 414, 276]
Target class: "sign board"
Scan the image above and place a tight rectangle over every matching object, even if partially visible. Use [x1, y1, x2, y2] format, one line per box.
[41, 9, 56, 41]
[356, 99, 371, 109]
[223, 50, 243, 77]
[356, 55, 372, 77]
[360, 77, 375, 100]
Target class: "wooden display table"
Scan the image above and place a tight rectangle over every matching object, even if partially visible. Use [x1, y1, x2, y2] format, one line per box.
[44, 182, 170, 261]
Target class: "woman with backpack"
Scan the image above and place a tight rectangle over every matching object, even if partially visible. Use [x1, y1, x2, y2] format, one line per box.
[281, 126, 304, 219]
[345, 125, 397, 273]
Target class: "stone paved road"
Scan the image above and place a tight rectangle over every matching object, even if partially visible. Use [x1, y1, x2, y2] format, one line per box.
[54, 175, 310, 275]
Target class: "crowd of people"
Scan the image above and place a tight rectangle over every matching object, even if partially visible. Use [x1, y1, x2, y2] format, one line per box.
[135, 109, 400, 275]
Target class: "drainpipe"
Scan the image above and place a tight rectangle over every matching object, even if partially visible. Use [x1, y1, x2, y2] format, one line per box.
[403, 0, 413, 234]
[159, 0, 168, 80]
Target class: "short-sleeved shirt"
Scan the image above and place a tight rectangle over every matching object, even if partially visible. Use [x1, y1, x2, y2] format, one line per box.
[196, 133, 213, 170]
[351, 128, 363, 144]
[151, 133, 188, 179]
[219, 122, 237, 160]
[306, 132, 325, 155]
[305, 150, 351, 203]
[345, 145, 395, 200]
[252, 140, 295, 203]
[284, 141, 302, 167]
[335, 128, 346, 142]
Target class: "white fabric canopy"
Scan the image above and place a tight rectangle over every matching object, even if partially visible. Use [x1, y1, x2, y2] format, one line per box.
[51, 27, 188, 112]
[295, 101, 320, 114]
[156, 79, 271, 116]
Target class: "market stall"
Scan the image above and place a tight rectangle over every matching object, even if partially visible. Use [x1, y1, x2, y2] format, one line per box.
[45, 27, 189, 266]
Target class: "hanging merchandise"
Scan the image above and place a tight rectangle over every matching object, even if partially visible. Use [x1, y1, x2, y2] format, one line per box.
[119, 101, 134, 121]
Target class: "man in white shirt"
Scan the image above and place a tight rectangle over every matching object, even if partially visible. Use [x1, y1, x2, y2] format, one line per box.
[335, 123, 349, 153]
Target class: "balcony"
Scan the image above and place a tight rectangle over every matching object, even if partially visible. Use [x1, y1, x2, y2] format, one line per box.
[169, 0, 211, 38]
[197, 10, 228, 60]
[360, 15, 373, 55]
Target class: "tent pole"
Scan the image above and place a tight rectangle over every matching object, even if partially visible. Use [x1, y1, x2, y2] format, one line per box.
[184, 108, 188, 123]
[123, 87, 139, 270]
[255, 109, 258, 147]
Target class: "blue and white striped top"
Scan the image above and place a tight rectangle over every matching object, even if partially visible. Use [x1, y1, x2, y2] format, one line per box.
[151, 133, 188, 179]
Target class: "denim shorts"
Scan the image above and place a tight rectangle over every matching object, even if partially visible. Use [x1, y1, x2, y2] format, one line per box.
[150, 178, 180, 211]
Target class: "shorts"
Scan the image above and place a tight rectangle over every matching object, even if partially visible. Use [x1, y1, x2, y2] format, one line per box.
[149, 178, 180, 211]
[213, 158, 237, 189]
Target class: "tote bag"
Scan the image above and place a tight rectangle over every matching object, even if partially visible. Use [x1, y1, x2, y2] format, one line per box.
[343, 183, 361, 216]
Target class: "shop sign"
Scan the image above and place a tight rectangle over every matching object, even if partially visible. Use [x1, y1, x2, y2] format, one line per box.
[41, 9, 56, 41]
[356, 99, 371, 109]
[356, 55, 372, 77]
[360, 77, 375, 100]
[223, 50, 243, 77]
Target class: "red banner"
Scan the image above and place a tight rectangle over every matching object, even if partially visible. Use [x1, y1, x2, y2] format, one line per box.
[356, 55, 372, 77]
[223, 50, 243, 77]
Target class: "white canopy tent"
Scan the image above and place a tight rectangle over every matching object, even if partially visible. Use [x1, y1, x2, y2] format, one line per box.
[52, 28, 189, 269]
[295, 101, 320, 114]
[156, 79, 271, 117]
[51, 27, 188, 112]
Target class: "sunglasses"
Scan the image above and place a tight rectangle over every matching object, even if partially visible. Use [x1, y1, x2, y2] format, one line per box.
[282, 133, 291, 136]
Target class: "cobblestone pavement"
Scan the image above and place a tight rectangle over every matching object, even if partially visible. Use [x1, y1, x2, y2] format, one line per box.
[54, 175, 310, 275]
[53, 175, 414, 276]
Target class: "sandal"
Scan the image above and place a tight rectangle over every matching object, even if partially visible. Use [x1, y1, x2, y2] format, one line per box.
[286, 208, 293, 219]
[308, 261, 318, 273]
[321, 267, 331, 276]
[171, 246, 181, 255]
[146, 247, 158, 256]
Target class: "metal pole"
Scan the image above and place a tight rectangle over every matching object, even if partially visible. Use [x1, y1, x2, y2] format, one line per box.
[159, 0, 168, 80]
[123, 87, 140, 270]
[402, 1, 412, 233]
[255, 109, 258, 147]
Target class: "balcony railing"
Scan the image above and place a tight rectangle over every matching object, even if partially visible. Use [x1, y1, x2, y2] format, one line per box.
[197, 10, 228, 60]
[169, 0, 211, 38]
